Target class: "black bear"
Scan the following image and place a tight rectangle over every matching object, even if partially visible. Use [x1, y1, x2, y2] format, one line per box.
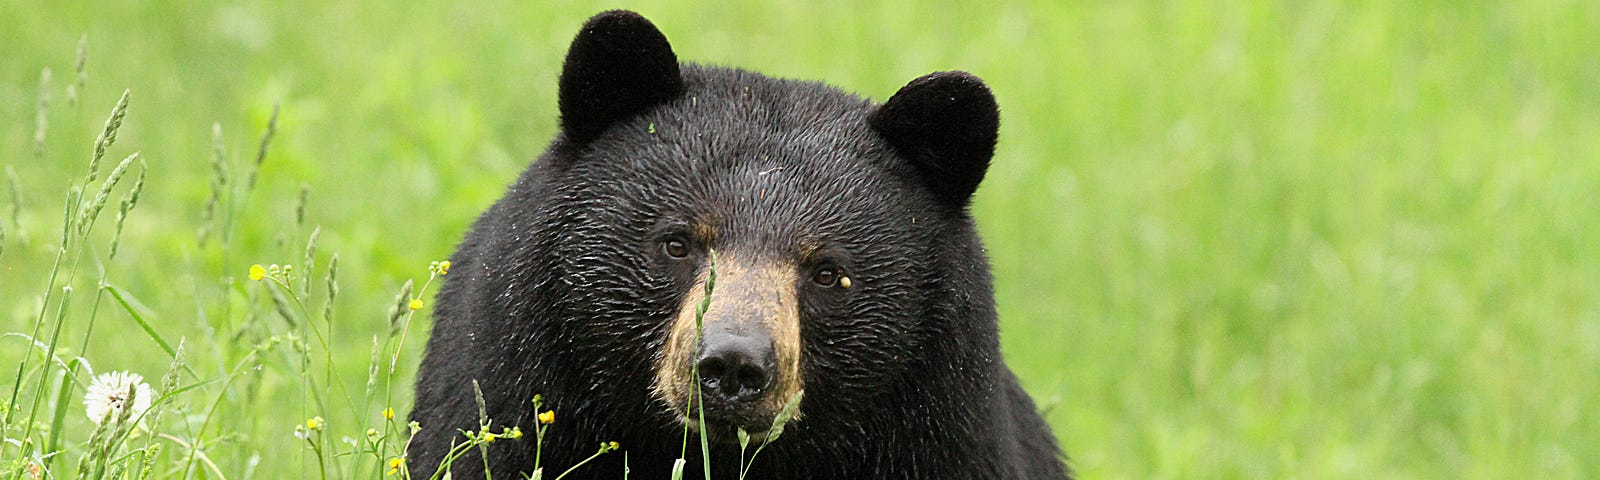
[411, 10, 1069, 479]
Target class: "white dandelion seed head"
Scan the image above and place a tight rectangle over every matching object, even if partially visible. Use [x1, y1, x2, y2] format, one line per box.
[83, 371, 153, 425]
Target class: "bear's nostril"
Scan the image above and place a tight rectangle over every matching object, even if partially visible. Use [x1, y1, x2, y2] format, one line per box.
[735, 364, 768, 395]
[697, 356, 728, 383]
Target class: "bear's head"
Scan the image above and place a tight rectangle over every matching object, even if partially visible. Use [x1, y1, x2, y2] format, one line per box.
[503, 10, 1001, 443]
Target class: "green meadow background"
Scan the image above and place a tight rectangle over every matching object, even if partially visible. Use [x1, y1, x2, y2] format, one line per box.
[4, 0, 1598, 478]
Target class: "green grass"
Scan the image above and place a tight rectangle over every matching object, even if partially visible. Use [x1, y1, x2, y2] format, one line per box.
[3, 0, 1598, 478]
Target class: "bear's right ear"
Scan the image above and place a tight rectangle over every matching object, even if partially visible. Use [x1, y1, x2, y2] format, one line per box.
[558, 10, 684, 145]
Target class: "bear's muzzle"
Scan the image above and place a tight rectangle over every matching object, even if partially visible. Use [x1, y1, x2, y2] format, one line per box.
[653, 253, 804, 439]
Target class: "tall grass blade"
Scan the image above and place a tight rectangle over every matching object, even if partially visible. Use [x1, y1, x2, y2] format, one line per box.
[19, 286, 72, 467]
[4, 188, 74, 435]
[102, 283, 176, 358]
[694, 251, 717, 480]
[44, 358, 83, 470]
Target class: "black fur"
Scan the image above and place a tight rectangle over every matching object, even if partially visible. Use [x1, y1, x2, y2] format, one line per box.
[559, 10, 684, 145]
[410, 10, 1069, 479]
[869, 71, 1000, 207]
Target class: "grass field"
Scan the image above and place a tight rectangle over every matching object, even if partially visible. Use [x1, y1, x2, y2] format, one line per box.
[3, 1, 1598, 478]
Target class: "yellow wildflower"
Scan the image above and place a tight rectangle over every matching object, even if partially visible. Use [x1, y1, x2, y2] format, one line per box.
[409, 299, 423, 310]
[484, 432, 498, 443]
[439, 260, 451, 275]
[387, 457, 404, 475]
[306, 416, 324, 431]
[249, 264, 266, 281]
[538, 410, 555, 425]
[382, 407, 395, 420]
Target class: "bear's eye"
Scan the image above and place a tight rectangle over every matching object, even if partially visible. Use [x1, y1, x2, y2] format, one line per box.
[812, 268, 839, 287]
[663, 238, 690, 259]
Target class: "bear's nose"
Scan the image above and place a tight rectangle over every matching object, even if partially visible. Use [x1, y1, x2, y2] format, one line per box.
[695, 331, 775, 404]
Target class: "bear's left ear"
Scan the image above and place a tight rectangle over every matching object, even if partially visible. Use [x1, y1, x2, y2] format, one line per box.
[558, 10, 684, 145]
[868, 71, 999, 208]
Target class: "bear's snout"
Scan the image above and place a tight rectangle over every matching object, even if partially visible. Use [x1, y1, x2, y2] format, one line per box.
[696, 328, 777, 406]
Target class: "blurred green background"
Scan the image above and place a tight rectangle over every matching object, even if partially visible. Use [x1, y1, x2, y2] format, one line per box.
[4, 0, 1598, 477]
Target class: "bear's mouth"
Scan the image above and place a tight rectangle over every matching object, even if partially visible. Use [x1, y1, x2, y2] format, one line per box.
[666, 386, 805, 446]
[682, 416, 777, 445]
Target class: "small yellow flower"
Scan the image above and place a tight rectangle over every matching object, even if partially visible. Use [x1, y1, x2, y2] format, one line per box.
[503, 426, 523, 439]
[438, 260, 451, 275]
[409, 299, 423, 310]
[538, 410, 555, 425]
[607, 441, 621, 451]
[387, 457, 404, 475]
[306, 416, 324, 431]
[249, 264, 266, 281]
[483, 432, 498, 443]
[382, 407, 395, 420]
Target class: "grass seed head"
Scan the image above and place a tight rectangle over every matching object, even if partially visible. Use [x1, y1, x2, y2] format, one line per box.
[67, 34, 86, 106]
[387, 279, 415, 336]
[108, 159, 146, 259]
[88, 89, 132, 186]
[295, 183, 309, 227]
[34, 67, 50, 160]
[324, 253, 339, 324]
[79, 151, 138, 237]
[244, 104, 279, 193]
[198, 122, 227, 246]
